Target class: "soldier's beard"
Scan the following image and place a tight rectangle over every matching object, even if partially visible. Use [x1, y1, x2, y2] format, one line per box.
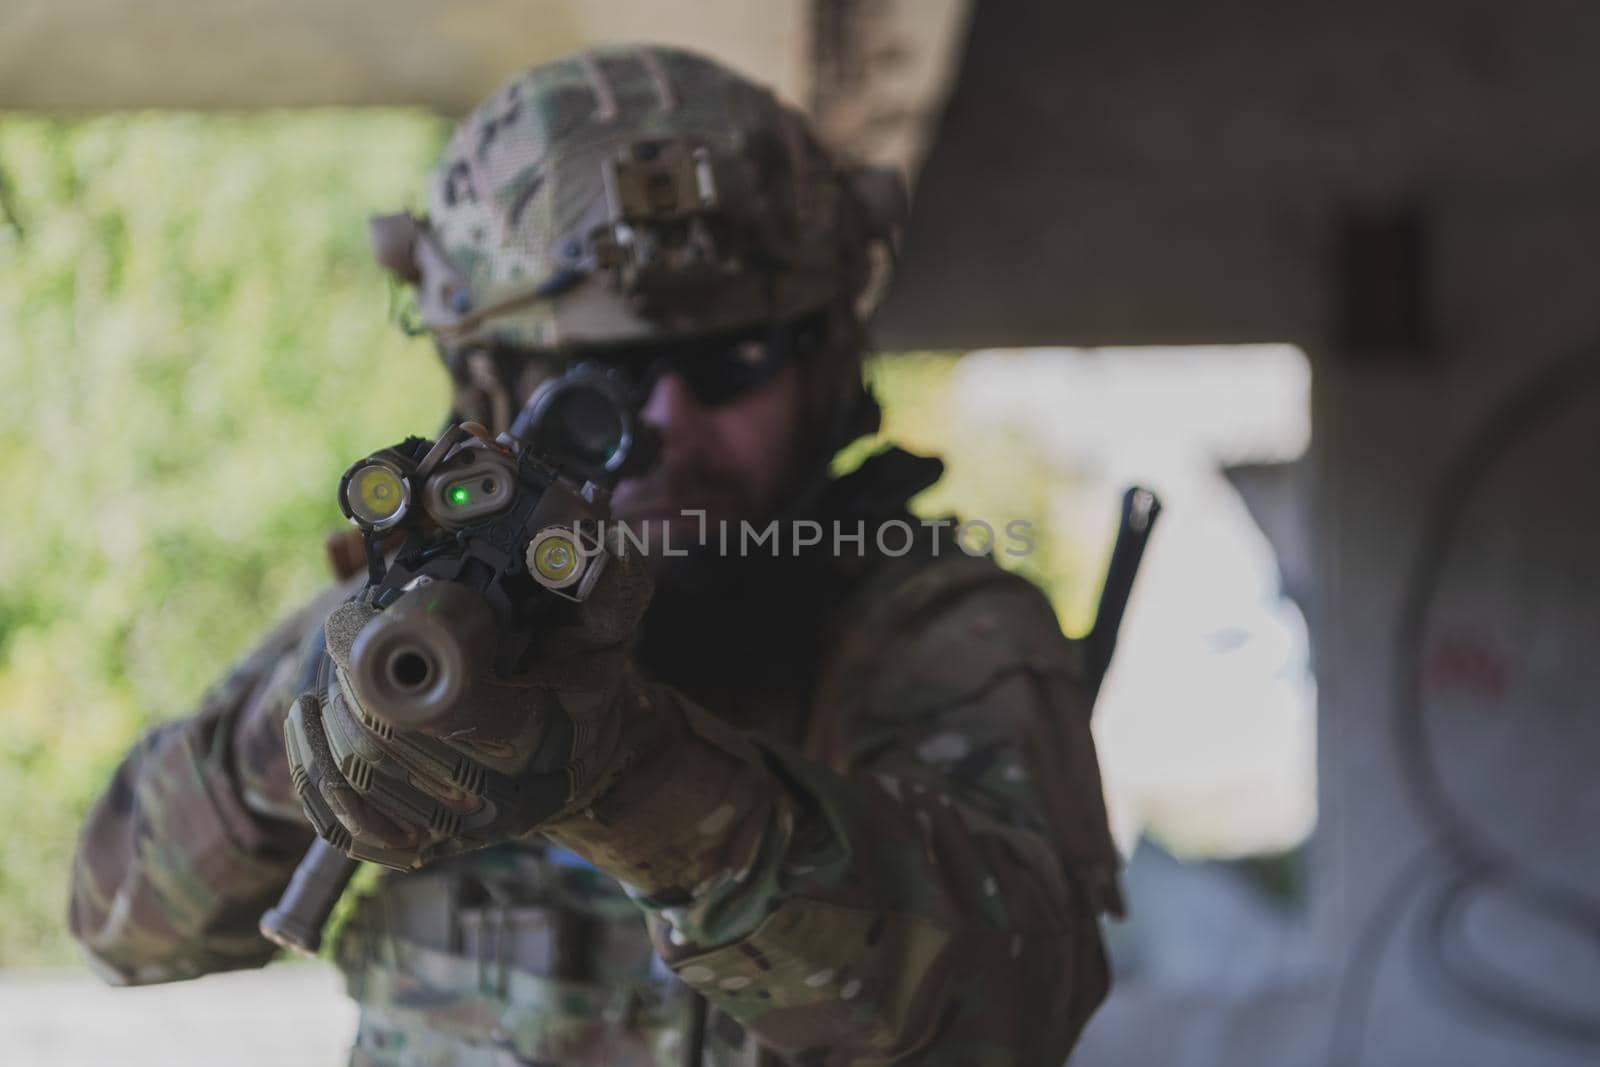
[609, 465, 762, 586]
[609, 448, 823, 591]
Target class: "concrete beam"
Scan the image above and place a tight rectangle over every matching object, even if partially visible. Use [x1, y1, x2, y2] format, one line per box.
[875, 0, 1600, 351]
[0, 0, 811, 113]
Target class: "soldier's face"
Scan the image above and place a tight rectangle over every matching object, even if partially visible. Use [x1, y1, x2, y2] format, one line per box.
[607, 359, 807, 550]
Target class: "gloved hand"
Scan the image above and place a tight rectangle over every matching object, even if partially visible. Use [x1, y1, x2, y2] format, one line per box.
[283, 532, 656, 869]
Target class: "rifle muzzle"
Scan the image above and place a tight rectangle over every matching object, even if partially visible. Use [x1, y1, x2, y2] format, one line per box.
[347, 580, 497, 733]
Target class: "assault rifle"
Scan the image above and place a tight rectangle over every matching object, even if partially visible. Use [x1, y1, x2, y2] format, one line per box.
[259, 362, 656, 954]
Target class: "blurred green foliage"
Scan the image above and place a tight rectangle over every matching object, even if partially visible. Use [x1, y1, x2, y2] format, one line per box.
[847, 353, 1105, 635]
[0, 113, 1094, 969]
[0, 111, 450, 966]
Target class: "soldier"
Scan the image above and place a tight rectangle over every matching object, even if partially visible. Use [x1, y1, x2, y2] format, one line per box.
[69, 45, 1123, 1066]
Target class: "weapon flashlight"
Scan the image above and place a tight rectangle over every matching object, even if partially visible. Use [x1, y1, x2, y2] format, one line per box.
[341, 459, 411, 530]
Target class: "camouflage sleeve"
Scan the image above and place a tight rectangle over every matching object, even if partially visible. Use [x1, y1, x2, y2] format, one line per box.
[546, 557, 1122, 1065]
[67, 591, 342, 985]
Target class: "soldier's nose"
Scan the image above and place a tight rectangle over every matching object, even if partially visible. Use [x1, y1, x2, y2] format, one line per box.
[640, 371, 709, 453]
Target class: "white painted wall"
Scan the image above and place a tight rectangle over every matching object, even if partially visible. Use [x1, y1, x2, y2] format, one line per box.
[1073, 176, 1600, 1067]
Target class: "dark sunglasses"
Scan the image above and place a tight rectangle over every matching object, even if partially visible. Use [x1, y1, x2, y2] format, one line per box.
[588, 313, 828, 407]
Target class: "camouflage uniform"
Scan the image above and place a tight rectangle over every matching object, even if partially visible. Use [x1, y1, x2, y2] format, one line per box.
[70, 449, 1121, 1065]
[70, 46, 1124, 1065]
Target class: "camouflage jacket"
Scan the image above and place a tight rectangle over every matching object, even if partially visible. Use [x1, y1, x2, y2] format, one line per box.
[69, 449, 1122, 1065]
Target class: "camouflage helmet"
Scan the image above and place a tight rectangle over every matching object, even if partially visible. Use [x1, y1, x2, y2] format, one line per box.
[370, 45, 905, 364]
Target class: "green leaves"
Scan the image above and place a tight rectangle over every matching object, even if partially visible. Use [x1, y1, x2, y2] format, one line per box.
[0, 110, 448, 965]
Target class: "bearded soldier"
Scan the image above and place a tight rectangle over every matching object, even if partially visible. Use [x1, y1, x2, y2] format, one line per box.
[69, 45, 1124, 1066]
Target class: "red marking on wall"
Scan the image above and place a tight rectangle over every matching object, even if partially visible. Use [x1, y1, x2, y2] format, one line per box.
[1425, 633, 1510, 704]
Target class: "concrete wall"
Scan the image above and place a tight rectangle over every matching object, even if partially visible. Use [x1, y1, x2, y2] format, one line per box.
[1294, 182, 1600, 1066]
[1072, 178, 1600, 1067]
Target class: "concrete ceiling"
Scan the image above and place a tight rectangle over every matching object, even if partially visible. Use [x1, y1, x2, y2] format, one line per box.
[0, 1, 811, 113]
[0, 0, 969, 177]
[873, 0, 1600, 351]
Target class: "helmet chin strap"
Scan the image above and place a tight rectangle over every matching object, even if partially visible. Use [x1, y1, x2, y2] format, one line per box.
[464, 350, 515, 435]
[776, 342, 881, 523]
[443, 348, 516, 435]
[808, 301, 882, 455]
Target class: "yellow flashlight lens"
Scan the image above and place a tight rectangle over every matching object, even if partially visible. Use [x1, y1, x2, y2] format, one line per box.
[532, 534, 580, 584]
[348, 464, 407, 526]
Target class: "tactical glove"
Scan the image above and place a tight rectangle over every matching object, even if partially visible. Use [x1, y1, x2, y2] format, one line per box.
[283, 533, 656, 870]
